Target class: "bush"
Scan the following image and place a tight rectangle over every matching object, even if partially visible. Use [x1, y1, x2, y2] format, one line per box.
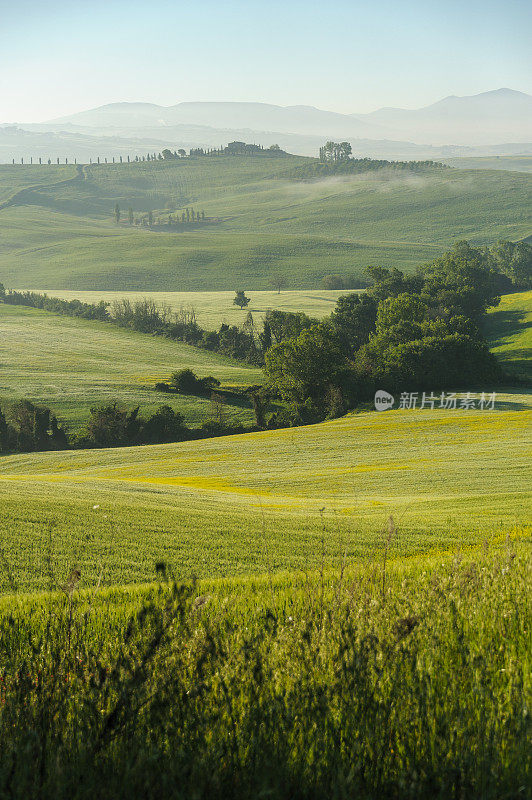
[170, 368, 200, 394]
[169, 370, 220, 395]
[142, 405, 188, 444]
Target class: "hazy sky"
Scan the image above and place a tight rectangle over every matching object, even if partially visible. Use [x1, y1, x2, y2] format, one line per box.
[1, 0, 531, 122]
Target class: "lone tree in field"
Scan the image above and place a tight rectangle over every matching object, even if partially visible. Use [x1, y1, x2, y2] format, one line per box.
[233, 291, 250, 310]
[128, 207, 134, 225]
[148, 210, 154, 227]
[114, 204, 121, 223]
[269, 276, 288, 294]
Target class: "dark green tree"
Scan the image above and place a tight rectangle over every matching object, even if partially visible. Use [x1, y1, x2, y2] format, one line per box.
[264, 323, 343, 404]
[233, 291, 250, 310]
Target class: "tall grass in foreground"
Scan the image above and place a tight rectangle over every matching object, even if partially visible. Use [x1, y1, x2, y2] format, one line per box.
[0, 543, 529, 799]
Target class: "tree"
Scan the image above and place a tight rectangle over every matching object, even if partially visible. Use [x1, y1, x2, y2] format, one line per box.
[355, 333, 502, 394]
[0, 283, 5, 301]
[269, 276, 288, 294]
[162, 149, 174, 160]
[169, 369, 220, 395]
[233, 291, 250, 310]
[0, 407, 9, 451]
[128, 207, 134, 225]
[264, 323, 344, 404]
[488, 240, 532, 289]
[85, 403, 141, 446]
[210, 393, 227, 424]
[423, 241, 501, 317]
[178, 149, 186, 158]
[264, 310, 315, 344]
[375, 293, 428, 341]
[331, 293, 377, 356]
[142, 405, 187, 443]
[114, 204, 120, 224]
[320, 141, 352, 163]
[243, 311, 254, 334]
[148, 210, 154, 227]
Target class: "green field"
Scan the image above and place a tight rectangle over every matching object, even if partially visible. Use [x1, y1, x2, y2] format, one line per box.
[0, 397, 529, 592]
[30, 288, 347, 329]
[0, 157, 530, 289]
[2, 289, 528, 433]
[484, 290, 532, 380]
[0, 541, 528, 799]
[0, 303, 260, 429]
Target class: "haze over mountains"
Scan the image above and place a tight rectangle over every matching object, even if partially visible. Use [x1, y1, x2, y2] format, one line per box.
[1, 89, 531, 163]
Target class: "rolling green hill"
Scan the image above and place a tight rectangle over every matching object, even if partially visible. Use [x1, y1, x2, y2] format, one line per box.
[0, 303, 260, 430]
[0, 157, 530, 290]
[0, 398, 529, 592]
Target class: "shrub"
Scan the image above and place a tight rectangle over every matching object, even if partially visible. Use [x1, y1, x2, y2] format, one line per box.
[170, 368, 200, 394]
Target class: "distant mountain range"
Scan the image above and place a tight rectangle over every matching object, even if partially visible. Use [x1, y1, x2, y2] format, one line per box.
[2, 89, 531, 163]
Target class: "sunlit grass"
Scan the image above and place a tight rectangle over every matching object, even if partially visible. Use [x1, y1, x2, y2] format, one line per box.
[0, 400, 529, 592]
[0, 303, 260, 429]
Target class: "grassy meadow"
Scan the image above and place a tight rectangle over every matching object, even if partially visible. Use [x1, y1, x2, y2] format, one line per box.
[30, 288, 347, 329]
[0, 303, 260, 430]
[0, 540, 529, 799]
[0, 157, 531, 289]
[484, 289, 532, 380]
[0, 161, 530, 797]
[0, 397, 529, 593]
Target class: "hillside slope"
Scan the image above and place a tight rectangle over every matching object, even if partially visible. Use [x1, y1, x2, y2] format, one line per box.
[0, 303, 260, 429]
[0, 398, 529, 591]
[0, 158, 530, 290]
[485, 290, 532, 381]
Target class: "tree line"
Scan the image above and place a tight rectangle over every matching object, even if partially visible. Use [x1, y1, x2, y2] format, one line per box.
[0, 397, 252, 454]
[282, 148, 449, 180]
[1, 237, 530, 448]
[114, 205, 207, 228]
[9, 143, 286, 168]
[262, 239, 531, 425]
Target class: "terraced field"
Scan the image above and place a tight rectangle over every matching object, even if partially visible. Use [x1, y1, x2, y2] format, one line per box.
[0, 157, 530, 289]
[0, 397, 529, 592]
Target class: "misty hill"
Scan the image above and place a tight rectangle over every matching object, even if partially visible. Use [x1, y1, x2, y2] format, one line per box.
[5, 123, 531, 164]
[361, 89, 532, 145]
[47, 101, 382, 139]
[37, 89, 532, 148]
[0, 154, 530, 291]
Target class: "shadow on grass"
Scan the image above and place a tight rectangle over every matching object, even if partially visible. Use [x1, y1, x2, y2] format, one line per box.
[484, 308, 531, 348]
